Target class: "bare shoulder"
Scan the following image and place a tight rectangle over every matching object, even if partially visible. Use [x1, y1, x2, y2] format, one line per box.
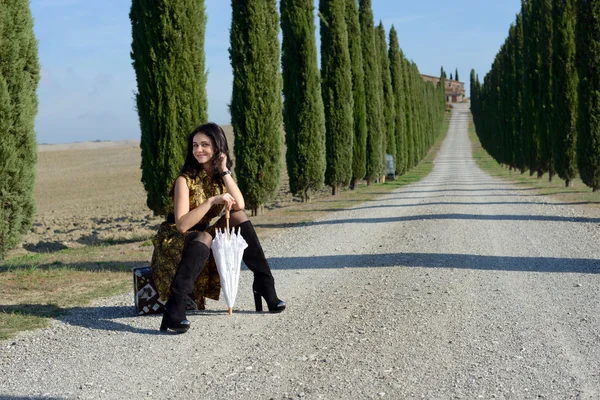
[174, 176, 189, 193]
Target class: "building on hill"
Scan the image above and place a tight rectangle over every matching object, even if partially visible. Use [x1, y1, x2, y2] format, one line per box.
[421, 74, 465, 103]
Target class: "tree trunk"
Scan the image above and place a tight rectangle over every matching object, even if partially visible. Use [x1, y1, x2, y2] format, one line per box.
[350, 178, 358, 190]
[332, 186, 338, 196]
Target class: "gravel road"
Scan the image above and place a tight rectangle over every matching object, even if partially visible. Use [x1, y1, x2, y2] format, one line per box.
[2, 103, 599, 400]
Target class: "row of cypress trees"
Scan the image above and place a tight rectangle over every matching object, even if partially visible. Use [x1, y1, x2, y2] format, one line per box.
[471, 0, 600, 191]
[0, 0, 447, 258]
[131, 0, 447, 216]
[281, 0, 446, 200]
[0, 1, 41, 260]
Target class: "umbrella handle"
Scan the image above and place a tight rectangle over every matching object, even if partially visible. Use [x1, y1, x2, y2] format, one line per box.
[226, 208, 230, 238]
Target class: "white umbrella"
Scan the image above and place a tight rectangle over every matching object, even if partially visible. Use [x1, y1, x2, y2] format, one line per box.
[212, 210, 248, 315]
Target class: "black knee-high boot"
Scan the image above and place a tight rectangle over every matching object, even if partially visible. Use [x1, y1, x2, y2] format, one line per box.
[160, 240, 210, 333]
[237, 221, 286, 313]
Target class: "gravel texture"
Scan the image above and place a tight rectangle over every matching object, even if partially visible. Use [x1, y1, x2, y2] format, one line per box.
[2, 104, 599, 399]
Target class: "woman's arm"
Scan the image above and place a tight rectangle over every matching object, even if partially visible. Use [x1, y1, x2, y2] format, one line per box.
[217, 154, 245, 210]
[221, 174, 245, 211]
[173, 176, 236, 233]
[174, 177, 208, 233]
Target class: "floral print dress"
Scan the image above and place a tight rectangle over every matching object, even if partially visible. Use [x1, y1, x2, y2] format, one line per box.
[150, 169, 226, 309]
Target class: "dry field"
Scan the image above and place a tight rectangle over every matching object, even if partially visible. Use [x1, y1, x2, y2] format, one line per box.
[29, 140, 158, 251]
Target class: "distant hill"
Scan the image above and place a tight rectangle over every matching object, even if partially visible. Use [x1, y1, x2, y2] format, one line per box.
[37, 125, 235, 153]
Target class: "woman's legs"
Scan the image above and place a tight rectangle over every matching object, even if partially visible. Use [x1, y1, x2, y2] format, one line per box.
[216, 210, 285, 313]
[161, 231, 212, 333]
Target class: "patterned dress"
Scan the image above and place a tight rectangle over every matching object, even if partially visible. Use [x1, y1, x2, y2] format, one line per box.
[150, 169, 226, 310]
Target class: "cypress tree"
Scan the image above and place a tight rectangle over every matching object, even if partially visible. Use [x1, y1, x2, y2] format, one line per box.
[376, 22, 395, 176]
[230, 0, 283, 213]
[359, 0, 383, 184]
[504, 29, 516, 170]
[281, 0, 326, 201]
[552, 0, 578, 187]
[455, 68, 459, 82]
[320, 0, 354, 195]
[450, 73, 453, 80]
[345, 0, 367, 189]
[418, 64, 429, 158]
[409, 62, 423, 165]
[402, 56, 415, 169]
[514, 14, 527, 173]
[519, 1, 532, 173]
[470, 69, 478, 125]
[576, 0, 600, 191]
[471, 70, 481, 132]
[471, 69, 486, 147]
[538, 0, 554, 180]
[522, 0, 542, 176]
[130, 0, 208, 216]
[0, 0, 40, 260]
[510, 34, 518, 170]
[389, 26, 407, 175]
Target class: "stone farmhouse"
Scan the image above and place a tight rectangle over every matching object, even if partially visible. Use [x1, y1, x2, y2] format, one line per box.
[421, 74, 466, 103]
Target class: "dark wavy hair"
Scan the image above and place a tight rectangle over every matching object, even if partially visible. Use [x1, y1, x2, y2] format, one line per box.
[180, 122, 232, 183]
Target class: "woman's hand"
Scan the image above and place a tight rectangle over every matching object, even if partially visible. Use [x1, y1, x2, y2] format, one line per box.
[217, 153, 228, 173]
[212, 193, 236, 210]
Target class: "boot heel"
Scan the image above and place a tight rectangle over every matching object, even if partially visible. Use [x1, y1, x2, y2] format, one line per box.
[160, 312, 168, 332]
[254, 291, 263, 312]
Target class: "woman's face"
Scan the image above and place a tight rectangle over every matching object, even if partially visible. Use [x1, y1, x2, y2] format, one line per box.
[192, 132, 215, 166]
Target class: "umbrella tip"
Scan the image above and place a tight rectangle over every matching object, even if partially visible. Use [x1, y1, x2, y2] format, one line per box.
[228, 307, 233, 316]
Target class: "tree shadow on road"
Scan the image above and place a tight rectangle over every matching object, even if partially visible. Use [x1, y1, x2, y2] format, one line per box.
[255, 212, 600, 229]
[2, 301, 259, 337]
[0, 396, 65, 400]
[1, 304, 161, 336]
[378, 187, 539, 195]
[0, 259, 147, 273]
[306, 201, 599, 213]
[268, 252, 600, 274]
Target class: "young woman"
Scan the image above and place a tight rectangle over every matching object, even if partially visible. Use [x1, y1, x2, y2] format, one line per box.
[150, 122, 285, 334]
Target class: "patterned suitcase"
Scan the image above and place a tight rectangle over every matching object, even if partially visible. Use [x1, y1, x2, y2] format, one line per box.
[133, 266, 198, 315]
[133, 266, 166, 315]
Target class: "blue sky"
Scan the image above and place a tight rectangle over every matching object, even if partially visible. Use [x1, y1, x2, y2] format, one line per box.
[31, 0, 521, 144]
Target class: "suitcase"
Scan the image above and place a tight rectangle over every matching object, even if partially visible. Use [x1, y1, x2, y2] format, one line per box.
[133, 266, 198, 315]
[133, 266, 165, 315]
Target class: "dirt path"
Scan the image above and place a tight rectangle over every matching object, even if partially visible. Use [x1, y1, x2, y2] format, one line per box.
[1, 104, 599, 399]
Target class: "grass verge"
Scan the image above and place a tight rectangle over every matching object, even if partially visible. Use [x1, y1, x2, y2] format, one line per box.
[0, 266, 130, 340]
[1, 112, 451, 340]
[1, 244, 147, 339]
